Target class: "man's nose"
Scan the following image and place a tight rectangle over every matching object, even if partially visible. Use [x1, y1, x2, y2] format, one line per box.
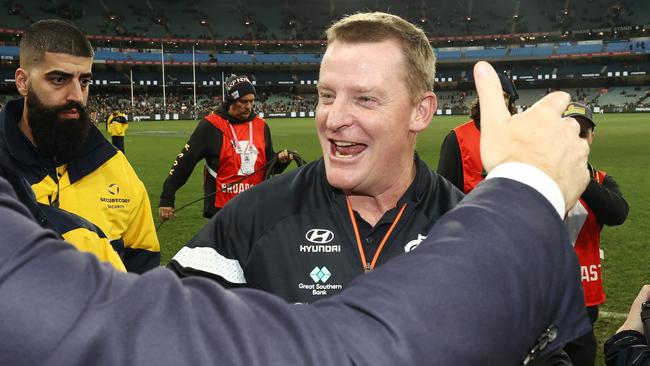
[66, 80, 84, 104]
[324, 97, 353, 132]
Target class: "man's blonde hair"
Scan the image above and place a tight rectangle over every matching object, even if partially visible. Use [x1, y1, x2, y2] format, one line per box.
[325, 12, 436, 103]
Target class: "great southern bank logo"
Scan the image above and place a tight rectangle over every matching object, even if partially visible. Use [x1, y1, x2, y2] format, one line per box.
[305, 229, 334, 244]
[310, 266, 331, 283]
[299, 266, 342, 296]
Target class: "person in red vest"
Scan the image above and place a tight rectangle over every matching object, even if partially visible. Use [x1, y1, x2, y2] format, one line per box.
[159, 75, 292, 219]
[437, 73, 518, 193]
[561, 102, 629, 366]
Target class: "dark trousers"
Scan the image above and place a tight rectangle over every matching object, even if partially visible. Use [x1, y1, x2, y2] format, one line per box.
[564, 306, 599, 366]
[111, 136, 125, 154]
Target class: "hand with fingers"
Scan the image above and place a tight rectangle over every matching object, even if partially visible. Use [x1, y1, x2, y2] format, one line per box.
[617, 285, 650, 334]
[158, 206, 176, 221]
[277, 149, 294, 164]
[473, 61, 591, 212]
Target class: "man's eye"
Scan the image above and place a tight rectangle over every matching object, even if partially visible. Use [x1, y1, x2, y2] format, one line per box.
[319, 93, 333, 101]
[80, 79, 92, 87]
[357, 96, 376, 105]
[51, 77, 65, 85]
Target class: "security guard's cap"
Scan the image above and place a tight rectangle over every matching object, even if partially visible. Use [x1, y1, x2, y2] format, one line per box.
[563, 102, 595, 127]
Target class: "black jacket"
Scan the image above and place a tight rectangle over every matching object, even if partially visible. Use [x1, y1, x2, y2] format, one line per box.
[437, 122, 476, 191]
[605, 330, 650, 366]
[169, 155, 465, 303]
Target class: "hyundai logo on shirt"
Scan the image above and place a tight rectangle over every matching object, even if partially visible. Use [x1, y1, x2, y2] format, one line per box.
[305, 229, 334, 244]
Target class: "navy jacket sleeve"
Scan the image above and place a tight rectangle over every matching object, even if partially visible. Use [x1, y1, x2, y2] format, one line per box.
[0, 177, 589, 366]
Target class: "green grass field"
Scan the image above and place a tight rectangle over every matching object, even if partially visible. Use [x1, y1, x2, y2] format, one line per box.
[117, 113, 649, 365]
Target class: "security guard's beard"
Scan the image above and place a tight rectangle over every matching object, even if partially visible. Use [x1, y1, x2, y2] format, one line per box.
[26, 90, 92, 162]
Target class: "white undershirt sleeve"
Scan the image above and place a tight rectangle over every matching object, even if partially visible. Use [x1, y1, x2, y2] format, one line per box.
[486, 162, 565, 218]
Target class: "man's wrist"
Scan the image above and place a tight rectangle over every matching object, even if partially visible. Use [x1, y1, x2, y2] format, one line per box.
[486, 162, 565, 218]
[159, 197, 175, 207]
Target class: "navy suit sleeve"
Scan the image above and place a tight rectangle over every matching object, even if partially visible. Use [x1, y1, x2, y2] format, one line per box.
[0, 177, 589, 366]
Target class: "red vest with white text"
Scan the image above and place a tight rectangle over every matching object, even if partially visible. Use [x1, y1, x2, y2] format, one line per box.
[567, 170, 607, 306]
[206, 114, 268, 208]
[453, 120, 483, 193]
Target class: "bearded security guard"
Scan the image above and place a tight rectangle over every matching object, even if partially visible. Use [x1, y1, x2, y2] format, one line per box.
[0, 19, 160, 273]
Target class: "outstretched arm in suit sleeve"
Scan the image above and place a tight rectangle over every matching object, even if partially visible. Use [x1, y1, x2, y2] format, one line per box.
[0, 176, 588, 366]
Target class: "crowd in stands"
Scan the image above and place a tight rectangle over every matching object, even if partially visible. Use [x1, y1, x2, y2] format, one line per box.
[2, 85, 649, 121]
[86, 92, 318, 121]
[436, 91, 469, 111]
[88, 93, 219, 119]
[255, 92, 317, 114]
[2, 0, 648, 41]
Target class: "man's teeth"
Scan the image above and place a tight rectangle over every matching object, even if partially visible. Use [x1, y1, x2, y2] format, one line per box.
[334, 141, 355, 147]
[332, 140, 359, 159]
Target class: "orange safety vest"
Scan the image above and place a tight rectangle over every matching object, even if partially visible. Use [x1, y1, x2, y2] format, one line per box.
[205, 114, 268, 208]
[453, 120, 483, 193]
[571, 170, 607, 306]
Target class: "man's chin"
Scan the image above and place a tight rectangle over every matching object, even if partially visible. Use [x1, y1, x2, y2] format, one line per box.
[325, 167, 361, 192]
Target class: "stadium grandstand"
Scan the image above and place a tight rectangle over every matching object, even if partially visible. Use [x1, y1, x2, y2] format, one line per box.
[0, 0, 649, 120]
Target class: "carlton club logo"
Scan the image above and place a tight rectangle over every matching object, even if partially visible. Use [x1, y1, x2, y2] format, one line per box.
[404, 234, 427, 253]
[305, 229, 334, 244]
[107, 184, 120, 195]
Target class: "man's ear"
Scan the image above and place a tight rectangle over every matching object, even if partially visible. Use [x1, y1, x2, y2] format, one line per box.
[410, 91, 437, 133]
[15, 68, 29, 97]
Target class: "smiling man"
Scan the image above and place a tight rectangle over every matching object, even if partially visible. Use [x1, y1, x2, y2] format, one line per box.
[168, 12, 464, 303]
[0, 19, 160, 273]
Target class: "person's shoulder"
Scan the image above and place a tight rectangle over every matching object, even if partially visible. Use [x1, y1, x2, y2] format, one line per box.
[253, 114, 267, 124]
[440, 129, 458, 146]
[452, 119, 478, 132]
[194, 118, 219, 132]
[40, 203, 105, 237]
[98, 150, 146, 188]
[417, 160, 464, 205]
[226, 159, 330, 214]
